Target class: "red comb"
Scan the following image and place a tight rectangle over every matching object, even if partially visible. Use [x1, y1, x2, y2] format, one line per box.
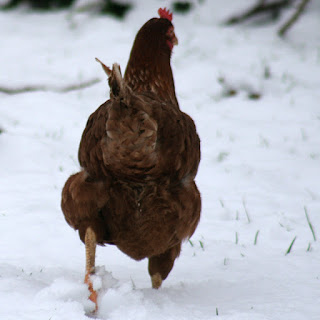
[158, 7, 173, 21]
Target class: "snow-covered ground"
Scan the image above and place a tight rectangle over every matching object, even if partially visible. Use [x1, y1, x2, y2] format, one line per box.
[1, 0, 320, 319]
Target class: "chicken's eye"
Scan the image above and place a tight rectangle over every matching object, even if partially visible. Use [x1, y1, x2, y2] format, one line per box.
[166, 27, 174, 38]
[165, 27, 178, 50]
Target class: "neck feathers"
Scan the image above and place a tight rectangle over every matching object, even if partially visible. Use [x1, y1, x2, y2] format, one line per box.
[124, 39, 178, 107]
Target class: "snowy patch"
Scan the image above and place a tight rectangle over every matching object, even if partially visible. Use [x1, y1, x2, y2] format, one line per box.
[1, 0, 320, 319]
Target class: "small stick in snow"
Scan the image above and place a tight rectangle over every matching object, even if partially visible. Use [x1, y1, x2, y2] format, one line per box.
[0, 78, 101, 95]
[224, 0, 293, 25]
[278, 0, 311, 37]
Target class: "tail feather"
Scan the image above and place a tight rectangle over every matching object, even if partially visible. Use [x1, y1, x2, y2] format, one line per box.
[109, 63, 123, 98]
[95, 58, 160, 181]
[95, 58, 126, 98]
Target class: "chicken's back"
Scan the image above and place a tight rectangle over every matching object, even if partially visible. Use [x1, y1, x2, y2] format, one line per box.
[78, 91, 200, 183]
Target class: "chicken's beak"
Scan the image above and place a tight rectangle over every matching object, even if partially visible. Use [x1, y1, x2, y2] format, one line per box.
[166, 28, 178, 50]
[172, 33, 178, 46]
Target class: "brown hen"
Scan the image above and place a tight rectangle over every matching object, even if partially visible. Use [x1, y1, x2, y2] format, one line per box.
[61, 8, 201, 311]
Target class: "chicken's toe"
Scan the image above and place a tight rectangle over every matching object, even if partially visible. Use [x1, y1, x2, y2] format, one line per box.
[151, 273, 162, 289]
[85, 273, 98, 311]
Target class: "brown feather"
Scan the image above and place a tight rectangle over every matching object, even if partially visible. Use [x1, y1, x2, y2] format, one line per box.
[61, 13, 201, 286]
[124, 18, 179, 107]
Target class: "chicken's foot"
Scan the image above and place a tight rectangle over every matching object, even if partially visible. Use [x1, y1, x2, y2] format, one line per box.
[84, 227, 98, 311]
[148, 243, 182, 289]
[151, 273, 162, 289]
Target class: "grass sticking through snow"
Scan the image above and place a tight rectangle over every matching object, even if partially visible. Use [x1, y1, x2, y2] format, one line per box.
[242, 198, 251, 223]
[307, 242, 312, 252]
[304, 206, 316, 241]
[254, 230, 260, 245]
[285, 236, 297, 255]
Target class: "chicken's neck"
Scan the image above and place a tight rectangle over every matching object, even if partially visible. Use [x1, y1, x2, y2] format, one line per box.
[124, 54, 179, 108]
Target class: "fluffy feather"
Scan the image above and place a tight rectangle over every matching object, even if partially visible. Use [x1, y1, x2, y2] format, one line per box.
[61, 8, 201, 294]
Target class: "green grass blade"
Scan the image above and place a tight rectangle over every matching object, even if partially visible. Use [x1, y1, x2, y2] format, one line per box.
[242, 199, 251, 223]
[254, 230, 260, 245]
[307, 242, 312, 252]
[285, 236, 297, 255]
[304, 206, 316, 241]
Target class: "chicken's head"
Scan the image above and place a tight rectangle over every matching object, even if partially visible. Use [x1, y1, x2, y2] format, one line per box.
[128, 8, 178, 58]
[124, 8, 180, 105]
[158, 7, 178, 50]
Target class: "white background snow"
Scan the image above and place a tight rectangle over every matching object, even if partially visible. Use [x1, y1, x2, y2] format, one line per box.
[0, 0, 320, 319]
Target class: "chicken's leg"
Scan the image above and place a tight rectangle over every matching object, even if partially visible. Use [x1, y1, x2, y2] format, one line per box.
[84, 227, 98, 311]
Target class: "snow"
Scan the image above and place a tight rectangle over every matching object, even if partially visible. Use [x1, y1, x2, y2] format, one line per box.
[1, 0, 320, 319]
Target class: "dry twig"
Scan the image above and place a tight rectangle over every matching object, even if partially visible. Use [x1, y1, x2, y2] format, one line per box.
[0, 78, 100, 95]
[278, 0, 311, 36]
[225, 0, 293, 25]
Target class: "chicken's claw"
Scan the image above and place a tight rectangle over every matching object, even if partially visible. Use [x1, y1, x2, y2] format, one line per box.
[151, 273, 162, 289]
[85, 272, 98, 312]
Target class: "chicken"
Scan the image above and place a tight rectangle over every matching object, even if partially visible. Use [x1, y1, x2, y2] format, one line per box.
[61, 7, 201, 311]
